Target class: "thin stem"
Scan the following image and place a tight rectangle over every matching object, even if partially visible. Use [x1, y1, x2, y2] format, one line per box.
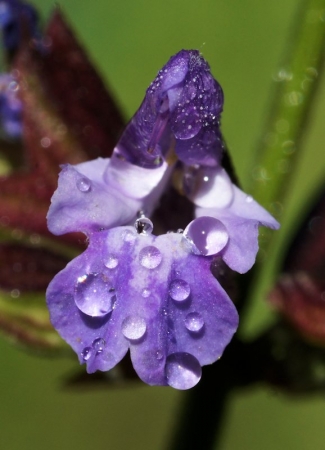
[168, 359, 232, 450]
[247, 0, 325, 217]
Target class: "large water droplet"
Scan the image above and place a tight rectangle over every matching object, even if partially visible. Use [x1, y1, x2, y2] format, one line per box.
[169, 279, 190, 302]
[139, 246, 162, 269]
[74, 273, 115, 317]
[77, 177, 91, 192]
[81, 347, 92, 361]
[122, 316, 147, 340]
[92, 337, 106, 353]
[105, 255, 118, 269]
[134, 217, 153, 235]
[185, 312, 204, 332]
[165, 353, 201, 389]
[183, 216, 228, 256]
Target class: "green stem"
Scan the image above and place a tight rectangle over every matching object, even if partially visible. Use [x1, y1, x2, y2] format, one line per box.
[247, 0, 325, 215]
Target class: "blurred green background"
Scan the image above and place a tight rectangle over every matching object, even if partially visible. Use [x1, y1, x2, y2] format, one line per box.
[1, 0, 325, 449]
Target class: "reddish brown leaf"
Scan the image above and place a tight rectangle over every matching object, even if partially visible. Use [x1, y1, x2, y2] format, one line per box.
[41, 9, 125, 160]
[0, 242, 69, 292]
[269, 187, 325, 344]
[0, 9, 125, 243]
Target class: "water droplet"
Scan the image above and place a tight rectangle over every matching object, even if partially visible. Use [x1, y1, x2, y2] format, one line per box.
[135, 217, 153, 235]
[142, 288, 151, 298]
[77, 177, 91, 192]
[169, 279, 190, 302]
[183, 217, 228, 256]
[74, 273, 115, 317]
[92, 337, 106, 353]
[156, 350, 164, 360]
[185, 312, 204, 332]
[139, 246, 162, 269]
[81, 347, 92, 361]
[165, 353, 201, 389]
[124, 230, 136, 243]
[122, 316, 147, 340]
[105, 255, 118, 269]
[246, 195, 253, 203]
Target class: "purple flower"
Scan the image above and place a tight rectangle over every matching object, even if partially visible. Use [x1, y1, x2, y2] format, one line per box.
[0, 73, 22, 138]
[46, 49, 278, 389]
[0, 0, 38, 52]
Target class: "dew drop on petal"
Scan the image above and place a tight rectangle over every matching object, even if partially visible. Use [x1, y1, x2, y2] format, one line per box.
[105, 255, 118, 269]
[246, 195, 253, 203]
[74, 273, 115, 317]
[185, 312, 204, 332]
[156, 350, 164, 360]
[165, 353, 202, 389]
[122, 316, 147, 340]
[184, 216, 228, 256]
[81, 347, 92, 361]
[139, 246, 162, 269]
[92, 337, 106, 353]
[142, 288, 151, 298]
[169, 279, 191, 302]
[77, 177, 91, 192]
[124, 230, 136, 243]
[134, 217, 153, 235]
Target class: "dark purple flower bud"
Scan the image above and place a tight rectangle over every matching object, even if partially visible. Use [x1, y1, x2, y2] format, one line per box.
[0, 0, 38, 52]
[115, 50, 224, 168]
[0, 73, 22, 138]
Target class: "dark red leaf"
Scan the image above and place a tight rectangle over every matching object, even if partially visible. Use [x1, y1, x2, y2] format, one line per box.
[0, 9, 125, 243]
[0, 242, 69, 292]
[269, 187, 325, 344]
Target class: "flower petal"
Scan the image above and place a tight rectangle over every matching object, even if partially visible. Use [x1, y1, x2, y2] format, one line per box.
[186, 166, 234, 209]
[46, 226, 238, 389]
[47, 157, 170, 235]
[196, 185, 280, 273]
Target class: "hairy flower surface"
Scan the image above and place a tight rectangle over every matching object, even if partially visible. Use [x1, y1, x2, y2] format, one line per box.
[46, 49, 279, 389]
[47, 155, 170, 235]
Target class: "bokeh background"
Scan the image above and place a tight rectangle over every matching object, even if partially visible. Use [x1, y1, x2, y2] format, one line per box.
[1, 0, 325, 449]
